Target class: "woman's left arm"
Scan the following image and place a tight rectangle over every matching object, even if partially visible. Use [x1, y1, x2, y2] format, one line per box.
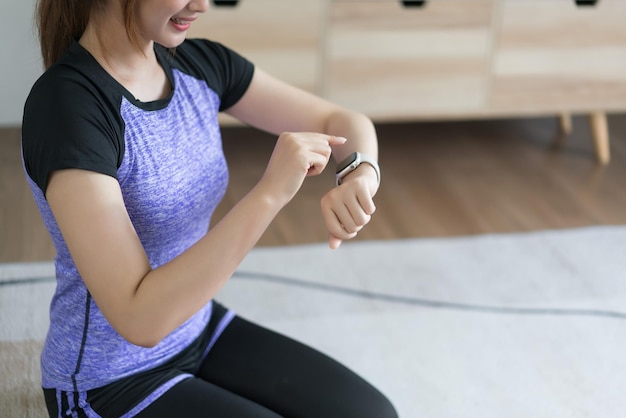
[226, 68, 380, 248]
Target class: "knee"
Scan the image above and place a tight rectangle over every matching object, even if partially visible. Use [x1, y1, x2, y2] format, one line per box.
[350, 389, 398, 418]
[366, 394, 399, 418]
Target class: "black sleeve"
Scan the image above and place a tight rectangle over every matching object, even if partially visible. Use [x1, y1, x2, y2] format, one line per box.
[173, 39, 255, 111]
[21, 67, 124, 195]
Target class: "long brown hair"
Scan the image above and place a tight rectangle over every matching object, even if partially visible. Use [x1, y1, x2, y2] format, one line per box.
[37, 0, 140, 69]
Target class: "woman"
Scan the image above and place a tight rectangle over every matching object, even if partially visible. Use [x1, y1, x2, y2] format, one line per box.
[22, 0, 397, 416]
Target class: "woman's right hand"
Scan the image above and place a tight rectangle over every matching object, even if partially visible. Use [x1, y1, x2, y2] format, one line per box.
[258, 132, 347, 205]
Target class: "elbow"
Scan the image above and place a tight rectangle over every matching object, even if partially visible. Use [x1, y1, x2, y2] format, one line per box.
[103, 301, 174, 348]
[326, 108, 375, 133]
[113, 320, 166, 349]
[125, 334, 161, 349]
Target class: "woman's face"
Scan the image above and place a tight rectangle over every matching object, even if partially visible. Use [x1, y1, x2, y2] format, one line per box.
[134, 0, 209, 48]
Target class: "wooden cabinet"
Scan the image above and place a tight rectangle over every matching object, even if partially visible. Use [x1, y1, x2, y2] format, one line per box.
[190, 0, 626, 164]
[324, 0, 493, 119]
[491, 0, 626, 114]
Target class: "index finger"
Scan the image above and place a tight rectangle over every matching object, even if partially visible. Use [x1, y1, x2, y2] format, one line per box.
[328, 136, 348, 146]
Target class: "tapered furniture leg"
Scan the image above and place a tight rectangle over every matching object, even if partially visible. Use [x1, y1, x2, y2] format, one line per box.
[589, 112, 610, 165]
[559, 113, 572, 136]
[554, 113, 572, 149]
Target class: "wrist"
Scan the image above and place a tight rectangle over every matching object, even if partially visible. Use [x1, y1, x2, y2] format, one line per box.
[250, 181, 291, 212]
[335, 151, 380, 187]
[342, 163, 378, 185]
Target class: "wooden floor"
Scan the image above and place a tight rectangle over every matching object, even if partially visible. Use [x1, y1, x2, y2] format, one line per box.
[2, 114, 626, 263]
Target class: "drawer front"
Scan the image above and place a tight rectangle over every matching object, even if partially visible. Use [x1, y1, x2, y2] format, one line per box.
[187, 0, 324, 94]
[491, 0, 626, 113]
[324, 0, 494, 120]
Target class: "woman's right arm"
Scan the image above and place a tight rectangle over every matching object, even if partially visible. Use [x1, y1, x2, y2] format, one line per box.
[47, 132, 345, 347]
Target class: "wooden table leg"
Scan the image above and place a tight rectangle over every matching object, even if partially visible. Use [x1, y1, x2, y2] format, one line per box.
[589, 112, 610, 165]
[559, 113, 572, 136]
[554, 113, 572, 149]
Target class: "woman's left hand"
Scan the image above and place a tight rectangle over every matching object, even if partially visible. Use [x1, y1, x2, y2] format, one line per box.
[320, 164, 379, 249]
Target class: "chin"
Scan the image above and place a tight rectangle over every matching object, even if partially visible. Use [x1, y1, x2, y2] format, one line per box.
[160, 39, 185, 49]
[156, 33, 187, 49]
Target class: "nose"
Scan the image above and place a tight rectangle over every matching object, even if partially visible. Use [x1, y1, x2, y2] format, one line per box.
[189, 0, 209, 13]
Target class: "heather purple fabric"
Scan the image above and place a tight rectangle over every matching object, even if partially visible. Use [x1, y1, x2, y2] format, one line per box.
[22, 39, 254, 393]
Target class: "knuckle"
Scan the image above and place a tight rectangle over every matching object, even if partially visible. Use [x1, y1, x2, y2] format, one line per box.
[320, 194, 334, 208]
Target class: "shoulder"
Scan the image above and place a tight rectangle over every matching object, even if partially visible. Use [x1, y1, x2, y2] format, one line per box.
[23, 60, 125, 158]
[166, 38, 253, 81]
[175, 38, 242, 63]
[22, 43, 126, 192]
[23, 40, 126, 135]
[24, 43, 124, 131]
[164, 39, 255, 110]
[25, 66, 97, 122]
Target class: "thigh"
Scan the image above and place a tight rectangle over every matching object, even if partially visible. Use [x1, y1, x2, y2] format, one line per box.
[198, 316, 398, 418]
[135, 377, 283, 418]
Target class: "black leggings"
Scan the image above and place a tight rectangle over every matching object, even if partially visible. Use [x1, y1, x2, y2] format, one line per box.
[136, 315, 397, 418]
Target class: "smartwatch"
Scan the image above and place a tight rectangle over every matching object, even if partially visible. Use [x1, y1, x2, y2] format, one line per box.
[335, 152, 381, 186]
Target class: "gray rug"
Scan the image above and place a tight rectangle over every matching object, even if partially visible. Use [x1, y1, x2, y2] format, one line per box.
[2, 226, 626, 417]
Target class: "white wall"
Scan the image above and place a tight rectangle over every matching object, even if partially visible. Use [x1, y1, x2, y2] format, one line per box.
[0, 0, 42, 127]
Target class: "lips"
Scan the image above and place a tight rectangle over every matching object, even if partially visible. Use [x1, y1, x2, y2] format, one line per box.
[170, 16, 196, 24]
[169, 16, 195, 31]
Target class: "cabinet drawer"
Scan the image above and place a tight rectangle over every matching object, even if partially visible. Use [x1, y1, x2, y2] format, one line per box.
[324, 0, 494, 120]
[491, 0, 626, 113]
[187, 0, 324, 94]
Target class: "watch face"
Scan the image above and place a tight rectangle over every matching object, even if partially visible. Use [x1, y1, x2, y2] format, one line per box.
[336, 152, 359, 173]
